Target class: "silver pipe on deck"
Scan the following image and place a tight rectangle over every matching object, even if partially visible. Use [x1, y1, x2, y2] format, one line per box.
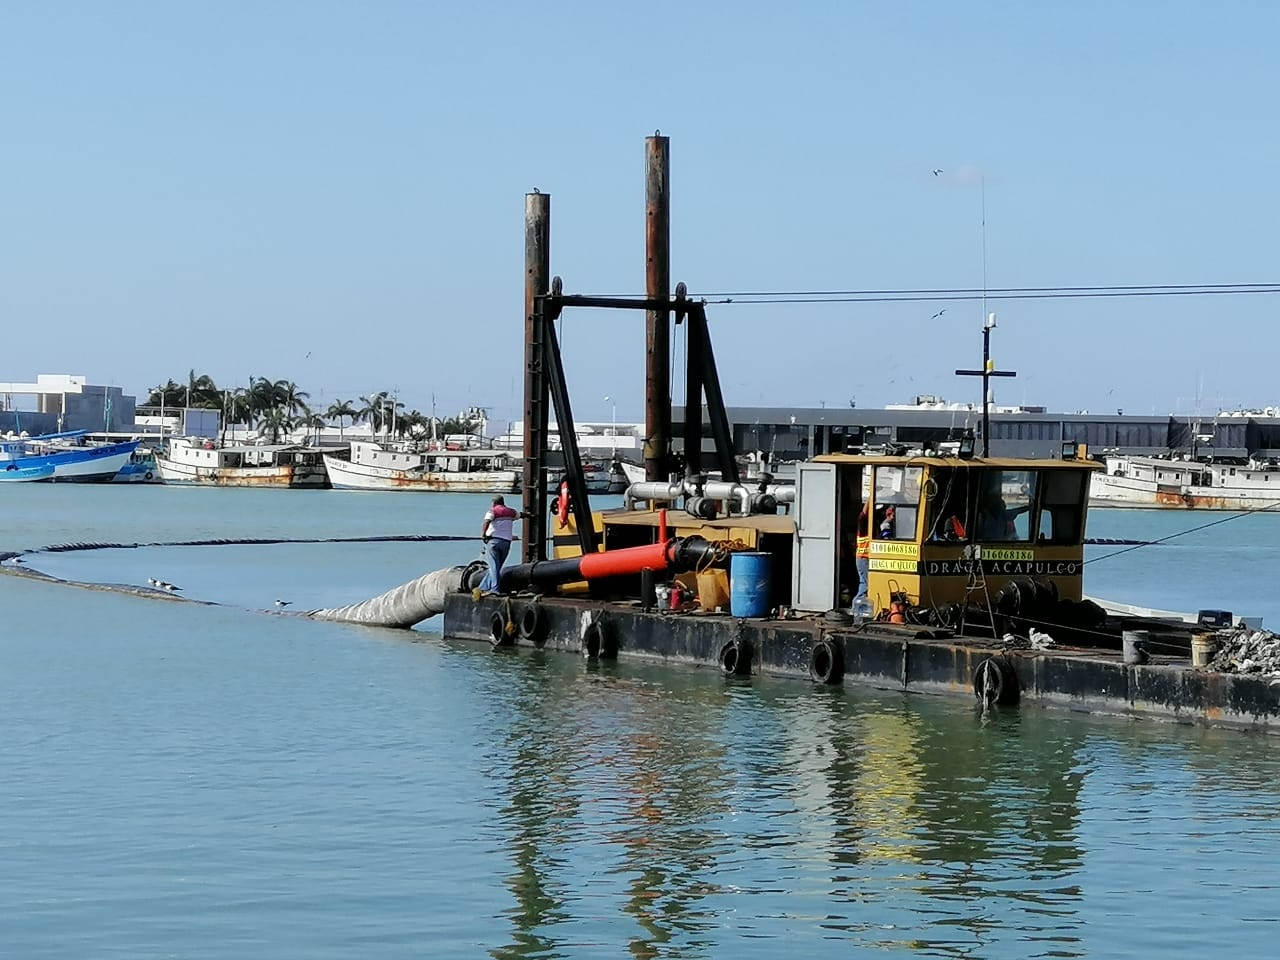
[624, 477, 795, 516]
[625, 480, 685, 510]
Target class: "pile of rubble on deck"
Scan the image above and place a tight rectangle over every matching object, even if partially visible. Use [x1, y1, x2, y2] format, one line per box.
[1207, 625, 1280, 680]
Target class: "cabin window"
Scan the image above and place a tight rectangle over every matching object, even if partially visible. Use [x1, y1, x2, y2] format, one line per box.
[926, 466, 976, 541]
[974, 469, 1036, 542]
[872, 465, 922, 540]
[1037, 468, 1086, 544]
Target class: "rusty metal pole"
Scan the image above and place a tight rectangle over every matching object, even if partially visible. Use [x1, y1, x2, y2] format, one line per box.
[644, 135, 671, 481]
[523, 190, 550, 562]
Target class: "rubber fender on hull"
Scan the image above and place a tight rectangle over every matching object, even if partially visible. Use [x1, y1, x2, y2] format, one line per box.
[719, 638, 752, 677]
[809, 637, 844, 685]
[489, 609, 515, 647]
[518, 602, 549, 645]
[582, 619, 618, 660]
[973, 656, 1019, 706]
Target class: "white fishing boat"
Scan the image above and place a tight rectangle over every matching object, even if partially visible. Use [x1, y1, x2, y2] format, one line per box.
[1090, 453, 1280, 510]
[547, 456, 642, 496]
[155, 436, 331, 488]
[323, 439, 519, 493]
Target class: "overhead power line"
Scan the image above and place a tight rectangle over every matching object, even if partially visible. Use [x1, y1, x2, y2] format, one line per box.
[702, 282, 1280, 305]
[576, 282, 1280, 306]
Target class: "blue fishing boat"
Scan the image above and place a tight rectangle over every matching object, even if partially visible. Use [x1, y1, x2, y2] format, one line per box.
[112, 445, 161, 483]
[0, 457, 55, 482]
[1, 431, 140, 482]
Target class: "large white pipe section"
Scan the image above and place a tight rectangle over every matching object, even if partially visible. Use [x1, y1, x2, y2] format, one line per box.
[308, 565, 467, 629]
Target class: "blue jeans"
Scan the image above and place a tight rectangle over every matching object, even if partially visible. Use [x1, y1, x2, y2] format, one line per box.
[479, 538, 512, 593]
[855, 556, 870, 601]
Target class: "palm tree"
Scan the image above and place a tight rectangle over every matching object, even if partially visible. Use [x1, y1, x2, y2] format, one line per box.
[245, 377, 271, 422]
[358, 392, 402, 436]
[146, 380, 185, 408]
[441, 414, 483, 438]
[276, 380, 311, 420]
[300, 412, 327, 445]
[185, 370, 221, 408]
[325, 400, 357, 440]
[222, 387, 253, 427]
[397, 410, 427, 440]
[257, 407, 295, 444]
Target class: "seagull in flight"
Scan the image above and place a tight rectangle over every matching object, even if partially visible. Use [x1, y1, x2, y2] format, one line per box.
[275, 599, 292, 607]
[931, 308, 947, 319]
[932, 168, 943, 176]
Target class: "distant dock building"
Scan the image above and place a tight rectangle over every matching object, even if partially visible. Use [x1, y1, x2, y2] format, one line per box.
[0, 374, 136, 436]
[674, 396, 1280, 464]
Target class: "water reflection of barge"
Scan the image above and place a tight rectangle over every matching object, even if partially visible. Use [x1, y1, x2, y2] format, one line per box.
[442, 136, 1280, 733]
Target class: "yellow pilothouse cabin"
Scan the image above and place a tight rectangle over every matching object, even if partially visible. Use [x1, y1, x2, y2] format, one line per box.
[792, 452, 1101, 622]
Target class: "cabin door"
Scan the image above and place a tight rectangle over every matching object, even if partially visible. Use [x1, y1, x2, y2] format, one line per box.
[792, 461, 839, 612]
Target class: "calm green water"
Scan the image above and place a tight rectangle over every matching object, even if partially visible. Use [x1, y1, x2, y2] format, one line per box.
[2, 486, 1279, 957]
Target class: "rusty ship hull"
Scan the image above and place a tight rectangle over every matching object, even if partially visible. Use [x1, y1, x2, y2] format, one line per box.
[323, 440, 519, 494]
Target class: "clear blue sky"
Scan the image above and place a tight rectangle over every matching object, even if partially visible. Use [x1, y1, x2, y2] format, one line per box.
[2, 1, 1276, 425]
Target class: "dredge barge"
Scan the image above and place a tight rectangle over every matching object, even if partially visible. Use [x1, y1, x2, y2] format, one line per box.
[442, 136, 1280, 732]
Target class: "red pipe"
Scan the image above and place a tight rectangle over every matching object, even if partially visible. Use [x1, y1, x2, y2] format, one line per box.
[579, 541, 674, 580]
[495, 535, 720, 592]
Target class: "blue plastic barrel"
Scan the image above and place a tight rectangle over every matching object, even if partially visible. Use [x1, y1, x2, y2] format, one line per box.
[729, 551, 772, 618]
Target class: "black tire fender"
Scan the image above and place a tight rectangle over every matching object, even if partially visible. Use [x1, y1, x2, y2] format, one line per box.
[719, 638, 753, 677]
[489, 609, 513, 647]
[973, 656, 1018, 706]
[144, 471, 154, 480]
[809, 637, 844, 685]
[582, 619, 618, 660]
[518, 602, 549, 645]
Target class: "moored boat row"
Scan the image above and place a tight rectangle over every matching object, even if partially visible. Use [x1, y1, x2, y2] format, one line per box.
[1090, 452, 1280, 511]
[3, 431, 635, 494]
[2, 431, 140, 483]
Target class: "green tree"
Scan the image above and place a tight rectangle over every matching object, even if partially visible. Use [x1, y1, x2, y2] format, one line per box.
[440, 414, 483, 438]
[325, 399, 358, 440]
[247, 376, 283, 420]
[300, 412, 327, 444]
[257, 406, 295, 444]
[397, 410, 427, 439]
[359, 392, 404, 436]
[276, 380, 311, 419]
[185, 369, 221, 408]
[146, 380, 185, 407]
[222, 387, 253, 427]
